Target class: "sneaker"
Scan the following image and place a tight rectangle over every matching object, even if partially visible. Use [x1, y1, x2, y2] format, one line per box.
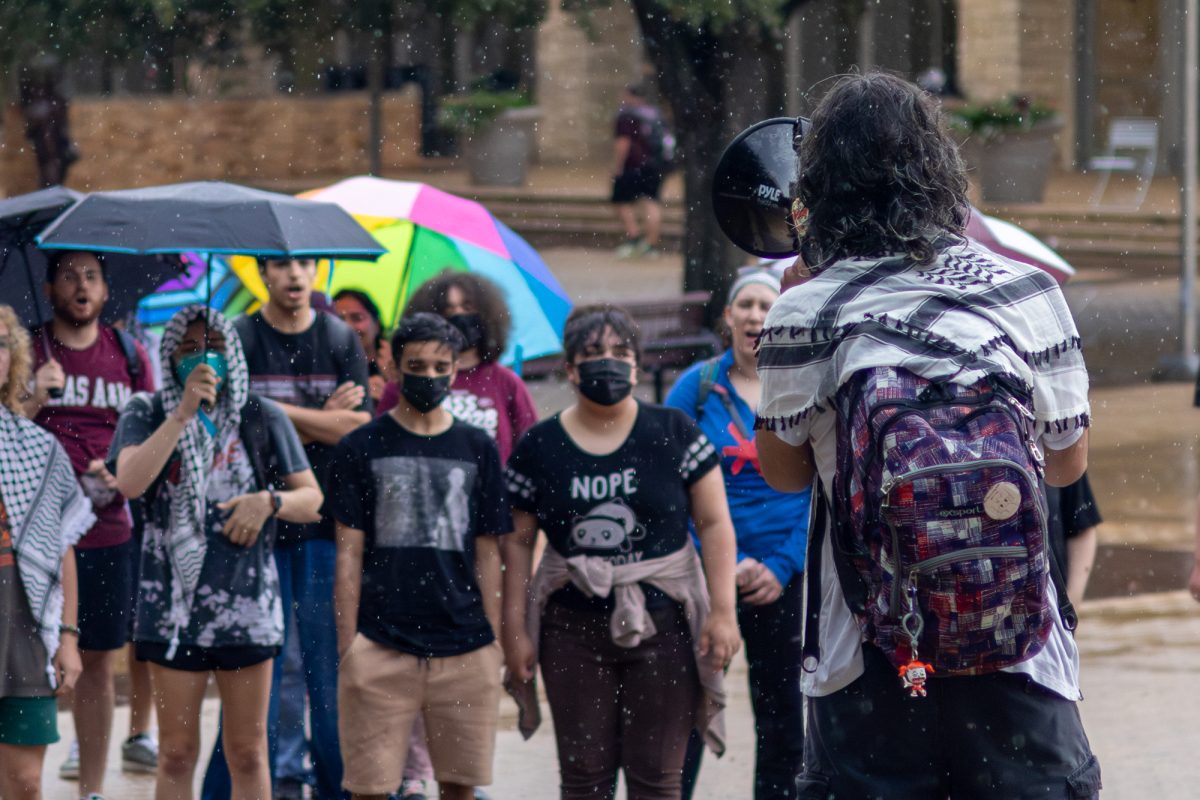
[59, 740, 80, 780]
[81, 794, 107, 800]
[473, 790, 491, 800]
[632, 240, 660, 259]
[615, 238, 643, 259]
[400, 779, 428, 799]
[121, 732, 159, 773]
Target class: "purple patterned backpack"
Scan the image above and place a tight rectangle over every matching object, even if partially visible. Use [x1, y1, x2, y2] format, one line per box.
[816, 366, 1065, 680]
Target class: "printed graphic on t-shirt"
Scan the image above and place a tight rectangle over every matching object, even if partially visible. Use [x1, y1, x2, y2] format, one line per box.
[570, 497, 645, 554]
[445, 390, 499, 440]
[46, 374, 135, 410]
[372, 456, 478, 552]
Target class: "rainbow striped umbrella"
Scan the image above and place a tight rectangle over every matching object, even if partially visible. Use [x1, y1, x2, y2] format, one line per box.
[227, 176, 572, 364]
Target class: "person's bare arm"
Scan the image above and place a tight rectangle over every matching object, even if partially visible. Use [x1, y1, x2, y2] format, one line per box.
[273, 401, 370, 447]
[612, 136, 632, 176]
[334, 522, 366, 657]
[1043, 429, 1088, 488]
[55, 546, 81, 694]
[758, 430, 816, 493]
[217, 469, 324, 547]
[501, 510, 539, 682]
[1066, 526, 1098, 601]
[689, 468, 741, 671]
[475, 535, 504, 639]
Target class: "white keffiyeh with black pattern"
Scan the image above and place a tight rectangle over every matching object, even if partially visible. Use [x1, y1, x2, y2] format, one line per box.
[757, 241, 1090, 437]
[0, 407, 94, 682]
[156, 305, 249, 650]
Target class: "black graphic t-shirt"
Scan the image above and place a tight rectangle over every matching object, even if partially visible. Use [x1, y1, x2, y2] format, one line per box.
[506, 402, 719, 611]
[236, 311, 371, 545]
[330, 415, 512, 658]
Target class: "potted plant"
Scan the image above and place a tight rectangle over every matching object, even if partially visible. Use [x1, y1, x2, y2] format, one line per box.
[950, 96, 1062, 203]
[438, 89, 541, 186]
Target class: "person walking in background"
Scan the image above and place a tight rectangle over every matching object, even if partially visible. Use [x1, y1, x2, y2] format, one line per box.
[502, 305, 740, 800]
[334, 289, 394, 404]
[611, 84, 670, 259]
[17, 62, 79, 188]
[756, 73, 1099, 797]
[200, 257, 371, 800]
[665, 266, 809, 800]
[109, 305, 323, 800]
[0, 304, 88, 800]
[1047, 475, 1101, 603]
[21, 251, 157, 798]
[331, 313, 511, 800]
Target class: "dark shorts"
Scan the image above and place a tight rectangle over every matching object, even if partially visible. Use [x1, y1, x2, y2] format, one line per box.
[798, 645, 1102, 799]
[0, 696, 59, 746]
[135, 642, 280, 672]
[611, 167, 664, 203]
[76, 539, 134, 652]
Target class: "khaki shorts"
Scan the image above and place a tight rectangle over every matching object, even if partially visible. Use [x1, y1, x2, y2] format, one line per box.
[338, 634, 503, 793]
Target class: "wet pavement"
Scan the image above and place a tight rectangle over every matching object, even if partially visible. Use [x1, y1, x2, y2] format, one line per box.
[39, 248, 1200, 797]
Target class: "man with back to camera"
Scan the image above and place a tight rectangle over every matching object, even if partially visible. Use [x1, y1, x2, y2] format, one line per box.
[756, 73, 1102, 798]
[23, 250, 158, 800]
[611, 83, 667, 259]
[200, 256, 372, 800]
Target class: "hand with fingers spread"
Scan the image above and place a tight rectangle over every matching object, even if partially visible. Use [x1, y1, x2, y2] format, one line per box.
[218, 491, 273, 547]
[737, 557, 784, 606]
[178, 362, 220, 419]
[324, 380, 365, 412]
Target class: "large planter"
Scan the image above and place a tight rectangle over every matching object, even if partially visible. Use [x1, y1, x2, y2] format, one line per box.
[464, 106, 542, 187]
[961, 119, 1062, 203]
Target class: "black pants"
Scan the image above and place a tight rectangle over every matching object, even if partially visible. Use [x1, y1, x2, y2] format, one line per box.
[797, 645, 1102, 799]
[682, 577, 805, 800]
[540, 600, 699, 800]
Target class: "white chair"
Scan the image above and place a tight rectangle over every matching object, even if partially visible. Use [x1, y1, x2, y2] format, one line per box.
[1088, 117, 1159, 210]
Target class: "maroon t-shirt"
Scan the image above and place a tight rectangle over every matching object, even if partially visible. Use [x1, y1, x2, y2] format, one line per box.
[377, 362, 538, 464]
[32, 325, 155, 549]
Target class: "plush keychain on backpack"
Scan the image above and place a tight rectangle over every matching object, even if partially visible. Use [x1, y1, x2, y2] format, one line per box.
[898, 660, 935, 698]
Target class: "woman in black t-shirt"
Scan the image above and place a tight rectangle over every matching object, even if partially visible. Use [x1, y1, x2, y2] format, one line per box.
[503, 305, 739, 799]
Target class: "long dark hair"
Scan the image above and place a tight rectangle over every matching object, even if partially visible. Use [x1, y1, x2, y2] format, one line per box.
[405, 270, 510, 364]
[798, 72, 969, 267]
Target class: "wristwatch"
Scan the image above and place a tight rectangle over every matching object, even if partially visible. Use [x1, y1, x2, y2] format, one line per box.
[268, 489, 283, 518]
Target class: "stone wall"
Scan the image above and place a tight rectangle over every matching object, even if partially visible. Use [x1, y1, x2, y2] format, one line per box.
[535, 1, 643, 165]
[1, 88, 422, 196]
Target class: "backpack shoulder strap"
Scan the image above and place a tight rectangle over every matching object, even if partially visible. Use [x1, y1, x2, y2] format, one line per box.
[239, 394, 279, 490]
[694, 357, 724, 421]
[115, 328, 142, 383]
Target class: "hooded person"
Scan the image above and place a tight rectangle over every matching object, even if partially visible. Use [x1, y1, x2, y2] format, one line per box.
[109, 304, 323, 800]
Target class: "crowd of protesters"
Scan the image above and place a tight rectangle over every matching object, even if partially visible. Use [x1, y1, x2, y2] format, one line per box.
[0, 72, 1111, 800]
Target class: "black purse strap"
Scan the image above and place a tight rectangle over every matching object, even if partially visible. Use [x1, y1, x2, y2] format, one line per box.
[801, 486, 829, 673]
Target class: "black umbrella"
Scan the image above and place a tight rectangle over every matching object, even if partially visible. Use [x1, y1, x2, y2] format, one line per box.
[37, 181, 386, 260]
[0, 185, 183, 334]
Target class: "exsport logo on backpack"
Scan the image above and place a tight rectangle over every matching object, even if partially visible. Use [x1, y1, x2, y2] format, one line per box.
[803, 366, 1075, 694]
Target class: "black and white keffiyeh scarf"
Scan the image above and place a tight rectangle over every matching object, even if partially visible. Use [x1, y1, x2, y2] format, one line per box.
[157, 305, 249, 653]
[0, 407, 94, 683]
[756, 241, 1090, 435]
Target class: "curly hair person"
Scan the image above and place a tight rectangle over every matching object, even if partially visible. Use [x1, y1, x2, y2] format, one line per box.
[0, 305, 33, 414]
[798, 71, 969, 267]
[405, 270, 511, 364]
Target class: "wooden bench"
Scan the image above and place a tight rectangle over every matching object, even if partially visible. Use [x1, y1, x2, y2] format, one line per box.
[518, 291, 721, 402]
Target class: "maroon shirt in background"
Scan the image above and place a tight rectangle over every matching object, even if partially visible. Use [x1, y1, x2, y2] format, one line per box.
[614, 104, 659, 172]
[377, 361, 538, 464]
[31, 325, 155, 549]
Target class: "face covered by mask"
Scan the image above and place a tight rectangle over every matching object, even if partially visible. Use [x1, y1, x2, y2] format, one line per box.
[576, 358, 634, 406]
[175, 351, 228, 391]
[447, 313, 485, 351]
[401, 372, 452, 413]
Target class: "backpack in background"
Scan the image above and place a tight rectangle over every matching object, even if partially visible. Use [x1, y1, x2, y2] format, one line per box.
[813, 366, 1065, 681]
[640, 108, 677, 174]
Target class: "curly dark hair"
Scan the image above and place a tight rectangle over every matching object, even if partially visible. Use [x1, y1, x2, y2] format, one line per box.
[405, 270, 510, 364]
[562, 304, 642, 366]
[391, 312, 466, 359]
[798, 72, 969, 267]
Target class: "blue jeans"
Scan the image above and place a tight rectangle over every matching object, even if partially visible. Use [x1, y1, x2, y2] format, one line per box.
[276, 610, 309, 784]
[201, 539, 344, 800]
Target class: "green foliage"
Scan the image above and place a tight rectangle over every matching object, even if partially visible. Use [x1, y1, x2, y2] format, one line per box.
[565, 0, 791, 31]
[437, 89, 531, 133]
[948, 96, 1059, 137]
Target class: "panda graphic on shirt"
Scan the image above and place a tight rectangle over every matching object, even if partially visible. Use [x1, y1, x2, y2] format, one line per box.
[571, 498, 646, 554]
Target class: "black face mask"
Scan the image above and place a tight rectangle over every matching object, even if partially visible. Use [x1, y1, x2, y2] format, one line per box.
[401, 373, 451, 413]
[577, 358, 633, 406]
[447, 313, 485, 351]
